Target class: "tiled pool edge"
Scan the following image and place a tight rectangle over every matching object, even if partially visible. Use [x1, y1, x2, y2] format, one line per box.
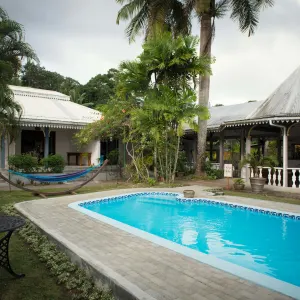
[15, 203, 157, 300]
[69, 192, 300, 300]
[75, 191, 300, 219]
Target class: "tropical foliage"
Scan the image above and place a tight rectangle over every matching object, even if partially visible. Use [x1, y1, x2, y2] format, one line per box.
[116, 0, 191, 42]
[0, 7, 38, 144]
[20, 63, 119, 108]
[81, 68, 119, 107]
[76, 33, 211, 183]
[240, 151, 278, 178]
[115, 0, 275, 175]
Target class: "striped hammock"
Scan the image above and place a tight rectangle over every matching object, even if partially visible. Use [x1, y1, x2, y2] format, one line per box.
[8, 158, 104, 183]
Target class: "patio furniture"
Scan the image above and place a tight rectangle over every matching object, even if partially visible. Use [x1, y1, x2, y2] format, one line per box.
[0, 215, 25, 278]
[67, 152, 91, 166]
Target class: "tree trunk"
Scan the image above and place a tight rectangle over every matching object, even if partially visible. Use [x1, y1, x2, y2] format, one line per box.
[172, 135, 181, 182]
[154, 142, 157, 179]
[196, 13, 212, 176]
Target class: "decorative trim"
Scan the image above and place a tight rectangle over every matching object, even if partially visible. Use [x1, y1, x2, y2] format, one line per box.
[20, 122, 85, 130]
[76, 192, 300, 220]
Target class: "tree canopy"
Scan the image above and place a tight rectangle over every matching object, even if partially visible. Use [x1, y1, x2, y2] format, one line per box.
[0, 7, 38, 141]
[76, 32, 211, 183]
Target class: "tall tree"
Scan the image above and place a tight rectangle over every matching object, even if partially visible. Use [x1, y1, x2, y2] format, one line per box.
[21, 62, 65, 91]
[116, 0, 274, 174]
[69, 89, 94, 107]
[0, 7, 38, 141]
[81, 68, 119, 107]
[116, 0, 191, 42]
[76, 33, 210, 183]
[185, 0, 274, 174]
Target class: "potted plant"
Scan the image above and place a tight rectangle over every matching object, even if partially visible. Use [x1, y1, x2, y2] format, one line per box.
[240, 152, 277, 193]
[183, 190, 195, 198]
[233, 178, 245, 190]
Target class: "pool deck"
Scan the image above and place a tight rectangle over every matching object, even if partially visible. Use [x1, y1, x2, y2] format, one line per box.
[15, 186, 299, 300]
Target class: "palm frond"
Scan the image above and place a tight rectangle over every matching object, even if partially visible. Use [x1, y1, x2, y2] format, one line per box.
[230, 0, 273, 36]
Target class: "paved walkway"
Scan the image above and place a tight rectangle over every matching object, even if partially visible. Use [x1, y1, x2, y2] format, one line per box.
[15, 186, 298, 300]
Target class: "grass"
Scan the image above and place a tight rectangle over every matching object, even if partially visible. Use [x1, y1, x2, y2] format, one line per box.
[0, 181, 180, 300]
[0, 182, 133, 300]
[0, 235, 68, 300]
[224, 190, 300, 205]
[1, 181, 298, 300]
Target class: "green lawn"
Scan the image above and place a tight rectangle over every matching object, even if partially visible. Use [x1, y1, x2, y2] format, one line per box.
[1, 182, 299, 300]
[224, 190, 300, 205]
[0, 182, 135, 300]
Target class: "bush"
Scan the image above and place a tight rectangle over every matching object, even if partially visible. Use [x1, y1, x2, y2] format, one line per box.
[8, 154, 39, 173]
[204, 161, 224, 180]
[42, 154, 65, 173]
[176, 151, 188, 173]
[107, 149, 119, 165]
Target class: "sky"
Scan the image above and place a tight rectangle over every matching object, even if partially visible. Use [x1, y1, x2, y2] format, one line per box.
[2, 0, 300, 105]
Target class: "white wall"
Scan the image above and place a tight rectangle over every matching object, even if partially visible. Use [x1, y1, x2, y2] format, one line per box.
[82, 139, 100, 165]
[55, 129, 100, 165]
[55, 129, 78, 163]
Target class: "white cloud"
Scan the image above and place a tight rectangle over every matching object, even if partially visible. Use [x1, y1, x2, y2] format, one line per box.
[2, 0, 300, 104]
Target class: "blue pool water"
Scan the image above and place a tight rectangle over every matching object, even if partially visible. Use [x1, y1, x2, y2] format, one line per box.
[81, 193, 300, 287]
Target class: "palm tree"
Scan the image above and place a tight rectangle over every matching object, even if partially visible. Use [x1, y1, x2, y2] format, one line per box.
[69, 89, 94, 107]
[116, 0, 274, 175]
[0, 7, 38, 144]
[116, 0, 191, 42]
[184, 0, 274, 174]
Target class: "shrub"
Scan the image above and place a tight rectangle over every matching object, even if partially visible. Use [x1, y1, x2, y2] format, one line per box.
[176, 151, 188, 173]
[234, 178, 245, 185]
[107, 149, 119, 165]
[42, 154, 65, 173]
[204, 161, 224, 179]
[147, 177, 156, 186]
[8, 154, 39, 173]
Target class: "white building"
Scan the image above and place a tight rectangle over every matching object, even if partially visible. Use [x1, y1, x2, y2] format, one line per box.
[183, 66, 300, 188]
[0, 85, 102, 168]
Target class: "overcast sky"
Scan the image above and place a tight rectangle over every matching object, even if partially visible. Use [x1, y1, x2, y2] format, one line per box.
[2, 0, 300, 105]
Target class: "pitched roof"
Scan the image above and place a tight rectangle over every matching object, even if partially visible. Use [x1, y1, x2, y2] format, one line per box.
[247, 66, 300, 119]
[208, 101, 263, 129]
[10, 85, 101, 128]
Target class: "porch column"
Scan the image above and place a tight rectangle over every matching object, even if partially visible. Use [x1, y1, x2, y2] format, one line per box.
[44, 127, 49, 158]
[277, 137, 282, 164]
[0, 135, 5, 169]
[245, 135, 252, 181]
[209, 133, 213, 161]
[283, 129, 288, 188]
[240, 129, 245, 159]
[219, 131, 224, 169]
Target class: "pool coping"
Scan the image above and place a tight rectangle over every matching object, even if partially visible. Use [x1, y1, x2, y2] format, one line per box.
[69, 191, 300, 300]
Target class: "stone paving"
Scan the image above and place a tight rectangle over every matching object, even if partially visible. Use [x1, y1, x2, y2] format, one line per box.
[15, 186, 298, 300]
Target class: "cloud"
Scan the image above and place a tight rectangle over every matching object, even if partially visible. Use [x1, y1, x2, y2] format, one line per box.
[2, 0, 300, 104]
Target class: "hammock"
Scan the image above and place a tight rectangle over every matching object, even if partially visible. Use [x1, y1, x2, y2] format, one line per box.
[0, 160, 109, 198]
[8, 162, 102, 183]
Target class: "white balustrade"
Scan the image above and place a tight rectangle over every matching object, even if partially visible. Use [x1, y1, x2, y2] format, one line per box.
[277, 169, 282, 186]
[267, 168, 272, 185]
[211, 163, 220, 170]
[287, 168, 300, 188]
[258, 167, 263, 178]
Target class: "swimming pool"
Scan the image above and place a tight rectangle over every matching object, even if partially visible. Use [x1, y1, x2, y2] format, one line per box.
[69, 192, 300, 299]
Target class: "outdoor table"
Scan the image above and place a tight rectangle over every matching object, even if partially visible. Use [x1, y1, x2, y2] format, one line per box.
[0, 214, 25, 278]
